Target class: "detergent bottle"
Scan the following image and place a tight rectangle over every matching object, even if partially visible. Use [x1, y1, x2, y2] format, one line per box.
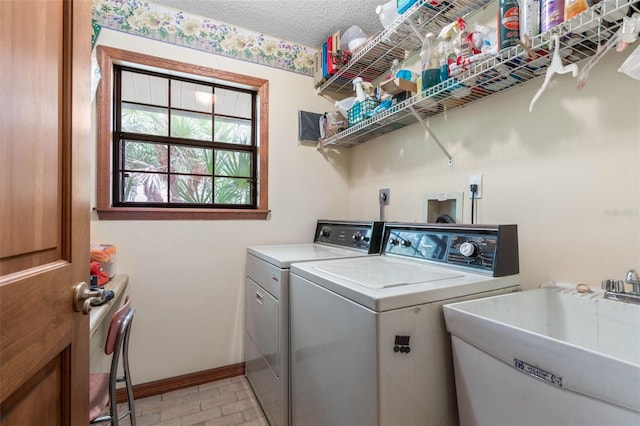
[420, 32, 440, 91]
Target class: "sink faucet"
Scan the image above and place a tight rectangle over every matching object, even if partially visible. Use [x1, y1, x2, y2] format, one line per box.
[626, 268, 640, 294]
[603, 268, 640, 305]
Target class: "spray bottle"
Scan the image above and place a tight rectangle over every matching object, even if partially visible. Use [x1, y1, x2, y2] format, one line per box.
[352, 77, 367, 102]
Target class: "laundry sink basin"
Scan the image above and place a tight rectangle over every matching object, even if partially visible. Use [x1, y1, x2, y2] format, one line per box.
[443, 285, 640, 425]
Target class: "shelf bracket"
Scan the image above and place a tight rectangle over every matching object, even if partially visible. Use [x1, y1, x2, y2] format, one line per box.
[407, 21, 426, 44]
[408, 105, 453, 166]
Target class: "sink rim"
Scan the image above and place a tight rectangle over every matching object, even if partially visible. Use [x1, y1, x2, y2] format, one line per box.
[443, 286, 640, 413]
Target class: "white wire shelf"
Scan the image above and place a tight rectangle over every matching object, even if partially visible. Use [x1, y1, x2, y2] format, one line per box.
[317, 0, 495, 96]
[320, 0, 639, 148]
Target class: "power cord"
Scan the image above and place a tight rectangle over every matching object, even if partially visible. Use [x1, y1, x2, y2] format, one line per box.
[470, 184, 478, 224]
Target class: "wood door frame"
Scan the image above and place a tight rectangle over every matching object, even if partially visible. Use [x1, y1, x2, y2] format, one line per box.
[65, 0, 92, 423]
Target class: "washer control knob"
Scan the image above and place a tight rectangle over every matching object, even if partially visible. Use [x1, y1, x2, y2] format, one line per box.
[389, 238, 399, 246]
[460, 241, 480, 258]
[320, 228, 331, 238]
[401, 240, 412, 248]
[352, 232, 363, 242]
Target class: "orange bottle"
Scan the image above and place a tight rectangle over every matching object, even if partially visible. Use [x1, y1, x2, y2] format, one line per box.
[564, 0, 589, 21]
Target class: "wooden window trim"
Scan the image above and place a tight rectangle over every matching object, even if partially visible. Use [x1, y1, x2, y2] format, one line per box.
[95, 46, 269, 220]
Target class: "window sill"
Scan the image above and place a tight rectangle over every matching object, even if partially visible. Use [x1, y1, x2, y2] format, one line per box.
[95, 207, 270, 221]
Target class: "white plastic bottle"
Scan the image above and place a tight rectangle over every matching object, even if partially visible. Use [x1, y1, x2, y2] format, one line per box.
[420, 33, 440, 91]
[376, 0, 400, 28]
[520, 0, 540, 44]
[352, 77, 367, 102]
[387, 59, 400, 80]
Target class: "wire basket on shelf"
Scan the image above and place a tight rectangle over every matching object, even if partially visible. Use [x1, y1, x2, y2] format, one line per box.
[347, 99, 379, 126]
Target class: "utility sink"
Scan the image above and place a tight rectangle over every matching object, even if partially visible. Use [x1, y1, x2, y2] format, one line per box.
[443, 285, 640, 425]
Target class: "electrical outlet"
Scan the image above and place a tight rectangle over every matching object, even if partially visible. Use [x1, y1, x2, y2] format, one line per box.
[379, 188, 390, 205]
[469, 175, 483, 199]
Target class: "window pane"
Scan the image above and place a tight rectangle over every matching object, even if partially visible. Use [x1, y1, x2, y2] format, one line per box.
[108, 60, 263, 212]
[215, 88, 252, 118]
[170, 175, 213, 204]
[171, 80, 213, 113]
[121, 103, 168, 136]
[170, 110, 212, 141]
[170, 146, 212, 175]
[121, 172, 168, 203]
[121, 71, 168, 106]
[214, 150, 251, 177]
[123, 141, 168, 172]
[214, 177, 251, 205]
[214, 117, 251, 145]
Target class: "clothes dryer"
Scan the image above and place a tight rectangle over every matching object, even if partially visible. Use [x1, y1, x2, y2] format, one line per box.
[245, 220, 384, 426]
[289, 223, 520, 426]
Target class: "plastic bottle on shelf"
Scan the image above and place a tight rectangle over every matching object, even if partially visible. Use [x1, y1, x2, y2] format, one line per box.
[564, 0, 588, 22]
[376, 0, 400, 29]
[498, 0, 520, 50]
[519, 0, 540, 44]
[420, 33, 441, 91]
[540, 0, 564, 32]
[439, 37, 456, 83]
[387, 59, 400, 80]
[335, 97, 356, 118]
[352, 77, 367, 102]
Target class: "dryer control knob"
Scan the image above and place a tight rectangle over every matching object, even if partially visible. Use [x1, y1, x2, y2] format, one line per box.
[400, 240, 412, 248]
[320, 229, 331, 238]
[460, 241, 479, 258]
[352, 232, 363, 242]
[389, 238, 399, 246]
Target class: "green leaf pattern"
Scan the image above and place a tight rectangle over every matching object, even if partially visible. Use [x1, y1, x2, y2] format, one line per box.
[121, 110, 252, 205]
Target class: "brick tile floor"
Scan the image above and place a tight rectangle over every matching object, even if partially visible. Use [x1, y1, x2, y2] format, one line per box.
[113, 375, 268, 426]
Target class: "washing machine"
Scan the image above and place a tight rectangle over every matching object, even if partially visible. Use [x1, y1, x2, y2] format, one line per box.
[245, 220, 385, 426]
[289, 223, 521, 426]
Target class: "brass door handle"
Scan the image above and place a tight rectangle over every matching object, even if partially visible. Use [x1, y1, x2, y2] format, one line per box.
[73, 282, 105, 314]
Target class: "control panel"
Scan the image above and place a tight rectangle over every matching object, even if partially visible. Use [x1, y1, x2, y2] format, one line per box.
[383, 223, 519, 277]
[314, 220, 384, 253]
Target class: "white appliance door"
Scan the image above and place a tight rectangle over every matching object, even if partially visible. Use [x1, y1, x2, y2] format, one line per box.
[246, 277, 280, 375]
[291, 273, 377, 426]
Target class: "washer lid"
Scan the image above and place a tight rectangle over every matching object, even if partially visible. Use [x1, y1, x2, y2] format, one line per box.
[314, 260, 463, 289]
[291, 256, 519, 311]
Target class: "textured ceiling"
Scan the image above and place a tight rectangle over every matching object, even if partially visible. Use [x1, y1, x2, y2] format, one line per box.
[150, 0, 386, 48]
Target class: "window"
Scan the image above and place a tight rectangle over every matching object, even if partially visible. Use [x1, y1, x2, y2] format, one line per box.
[96, 47, 269, 220]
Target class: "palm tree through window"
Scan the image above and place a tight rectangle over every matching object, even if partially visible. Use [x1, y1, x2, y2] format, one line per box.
[113, 66, 257, 208]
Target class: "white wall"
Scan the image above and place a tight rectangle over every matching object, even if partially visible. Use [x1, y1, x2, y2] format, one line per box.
[90, 29, 347, 384]
[348, 49, 640, 289]
[92, 29, 640, 385]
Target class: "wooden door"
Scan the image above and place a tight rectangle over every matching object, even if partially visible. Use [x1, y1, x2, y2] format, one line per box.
[0, 0, 91, 424]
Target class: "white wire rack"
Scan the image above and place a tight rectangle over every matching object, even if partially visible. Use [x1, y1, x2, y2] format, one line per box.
[320, 0, 639, 150]
[317, 0, 495, 95]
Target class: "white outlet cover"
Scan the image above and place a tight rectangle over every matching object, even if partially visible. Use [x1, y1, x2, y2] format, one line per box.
[469, 175, 482, 199]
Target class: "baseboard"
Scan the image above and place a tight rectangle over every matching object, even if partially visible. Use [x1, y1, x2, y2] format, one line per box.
[116, 362, 245, 403]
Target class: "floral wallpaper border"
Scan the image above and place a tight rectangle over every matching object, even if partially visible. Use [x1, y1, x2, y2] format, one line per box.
[92, 0, 316, 76]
